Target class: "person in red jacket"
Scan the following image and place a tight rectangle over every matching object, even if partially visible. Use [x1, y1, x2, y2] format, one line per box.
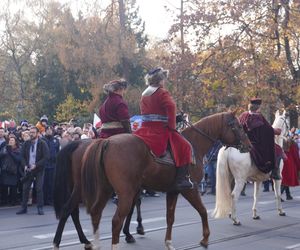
[134, 67, 193, 190]
[99, 79, 131, 138]
[281, 138, 300, 200]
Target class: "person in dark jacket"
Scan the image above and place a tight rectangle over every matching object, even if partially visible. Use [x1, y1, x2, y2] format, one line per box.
[0, 135, 22, 205]
[42, 126, 59, 205]
[0, 127, 7, 205]
[239, 97, 279, 179]
[16, 126, 49, 215]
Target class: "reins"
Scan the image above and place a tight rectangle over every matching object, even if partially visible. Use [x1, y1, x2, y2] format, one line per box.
[182, 115, 249, 153]
[183, 120, 217, 143]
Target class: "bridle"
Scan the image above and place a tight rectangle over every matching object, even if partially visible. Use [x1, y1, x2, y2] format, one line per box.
[225, 114, 250, 152]
[278, 115, 290, 137]
[182, 113, 250, 152]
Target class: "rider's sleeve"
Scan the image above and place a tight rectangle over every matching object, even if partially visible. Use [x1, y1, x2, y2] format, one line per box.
[160, 90, 176, 130]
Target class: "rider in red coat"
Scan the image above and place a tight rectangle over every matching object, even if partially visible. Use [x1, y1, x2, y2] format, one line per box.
[99, 79, 131, 138]
[134, 67, 193, 190]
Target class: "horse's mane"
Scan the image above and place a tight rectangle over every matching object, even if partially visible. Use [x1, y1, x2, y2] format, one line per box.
[181, 112, 230, 146]
[184, 112, 228, 135]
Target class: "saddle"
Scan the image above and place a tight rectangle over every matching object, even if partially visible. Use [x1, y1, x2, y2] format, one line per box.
[151, 149, 175, 166]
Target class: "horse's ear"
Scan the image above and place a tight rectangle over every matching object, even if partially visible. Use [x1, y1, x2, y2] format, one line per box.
[283, 109, 286, 116]
[275, 110, 279, 117]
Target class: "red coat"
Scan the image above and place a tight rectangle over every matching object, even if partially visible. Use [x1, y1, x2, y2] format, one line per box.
[134, 87, 192, 167]
[282, 142, 300, 186]
[99, 92, 130, 138]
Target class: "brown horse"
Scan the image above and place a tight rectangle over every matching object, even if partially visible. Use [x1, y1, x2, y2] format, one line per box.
[81, 111, 251, 250]
[52, 140, 144, 249]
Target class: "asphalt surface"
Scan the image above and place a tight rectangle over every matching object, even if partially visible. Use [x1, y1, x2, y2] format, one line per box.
[0, 184, 299, 250]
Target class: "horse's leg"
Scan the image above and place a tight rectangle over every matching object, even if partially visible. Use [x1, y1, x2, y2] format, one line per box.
[71, 206, 92, 250]
[90, 192, 111, 250]
[135, 196, 145, 235]
[273, 179, 286, 216]
[122, 191, 144, 243]
[112, 195, 135, 250]
[180, 189, 210, 248]
[230, 180, 245, 225]
[273, 159, 286, 216]
[53, 215, 69, 249]
[165, 191, 179, 250]
[53, 190, 82, 249]
[122, 199, 136, 243]
[252, 181, 261, 220]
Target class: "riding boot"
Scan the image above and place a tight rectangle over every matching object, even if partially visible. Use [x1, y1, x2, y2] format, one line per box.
[175, 165, 194, 190]
[286, 187, 293, 200]
[270, 164, 281, 180]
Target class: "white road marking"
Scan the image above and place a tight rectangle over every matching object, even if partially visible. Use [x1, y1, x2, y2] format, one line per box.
[258, 200, 275, 205]
[286, 243, 300, 249]
[131, 216, 165, 224]
[33, 229, 88, 239]
[33, 216, 168, 239]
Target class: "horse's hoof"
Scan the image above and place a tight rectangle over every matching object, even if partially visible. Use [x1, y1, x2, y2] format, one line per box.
[84, 243, 93, 250]
[200, 240, 208, 248]
[279, 212, 286, 216]
[136, 226, 145, 235]
[233, 221, 241, 226]
[253, 215, 260, 220]
[91, 245, 101, 250]
[125, 235, 136, 243]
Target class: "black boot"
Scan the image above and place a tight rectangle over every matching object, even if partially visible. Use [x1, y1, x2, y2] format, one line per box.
[270, 167, 280, 180]
[175, 166, 194, 190]
[286, 187, 293, 200]
[16, 206, 27, 215]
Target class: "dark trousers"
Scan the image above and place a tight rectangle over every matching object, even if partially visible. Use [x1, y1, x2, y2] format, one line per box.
[263, 180, 270, 191]
[1, 185, 18, 205]
[21, 170, 45, 208]
[206, 160, 216, 193]
[43, 168, 54, 205]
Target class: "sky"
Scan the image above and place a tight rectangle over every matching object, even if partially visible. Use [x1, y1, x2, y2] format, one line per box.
[67, 0, 180, 39]
[1, 0, 180, 39]
[135, 0, 180, 39]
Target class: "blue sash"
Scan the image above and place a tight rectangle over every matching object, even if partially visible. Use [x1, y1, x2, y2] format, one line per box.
[141, 114, 168, 123]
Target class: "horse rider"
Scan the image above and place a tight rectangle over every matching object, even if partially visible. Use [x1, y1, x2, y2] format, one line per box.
[239, 97, 281, 179]
[99, 79, 132, 138]
[134, 67, 194, 190]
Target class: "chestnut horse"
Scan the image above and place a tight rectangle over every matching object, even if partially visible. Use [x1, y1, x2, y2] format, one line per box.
[52, 140, 144, 249]
[81, 112, 251, 250]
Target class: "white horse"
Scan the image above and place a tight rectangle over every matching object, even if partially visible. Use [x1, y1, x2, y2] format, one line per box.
[213, 110, 290, 225]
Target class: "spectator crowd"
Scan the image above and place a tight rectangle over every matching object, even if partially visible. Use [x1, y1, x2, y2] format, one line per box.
[0, 115, 99, 214]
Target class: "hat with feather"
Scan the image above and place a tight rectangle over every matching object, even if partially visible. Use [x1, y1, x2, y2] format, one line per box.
[103, 79, 128, 94]
[145, 67, 169, 86]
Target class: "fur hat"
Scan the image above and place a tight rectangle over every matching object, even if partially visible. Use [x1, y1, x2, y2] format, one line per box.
[250, 97, 262, 105]
[20, 120, 29, 127]
[103, 79, 128, 94]
[145, 67, 169, 86]
[40, 115, 48, 122]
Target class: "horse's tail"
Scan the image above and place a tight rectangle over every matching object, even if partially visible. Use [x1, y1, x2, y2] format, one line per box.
[81, 139, 110, 214]
[53, 141, 81, 219]
[212, 147, 233, 218]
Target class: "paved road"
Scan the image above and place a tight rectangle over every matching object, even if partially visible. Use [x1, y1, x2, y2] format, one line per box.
[0, 184, 299, 250]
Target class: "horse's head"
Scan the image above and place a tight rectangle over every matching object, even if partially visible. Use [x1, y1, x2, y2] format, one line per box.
[273, 109, 290, 147]
[221, 112, 252, 152]
[272, 109, 290, 137]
